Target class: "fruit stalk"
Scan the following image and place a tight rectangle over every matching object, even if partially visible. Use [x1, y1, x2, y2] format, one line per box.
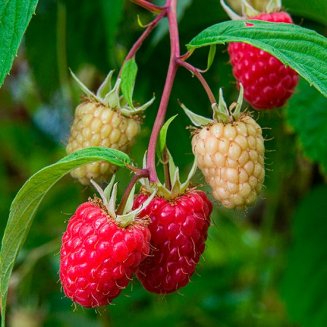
[116, 168, 149, 215]
[146, 0, 180, 182]
[176, 58, 217, 105]
[131, 0, 165, 13]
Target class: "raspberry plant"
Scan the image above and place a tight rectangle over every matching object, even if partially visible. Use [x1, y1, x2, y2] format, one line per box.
[0, 0, 326, 326]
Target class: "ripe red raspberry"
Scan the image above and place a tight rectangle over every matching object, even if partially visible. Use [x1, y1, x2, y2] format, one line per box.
[133, 190, 212, 294]
[228, 11, 299, 109]
[59, 200, 151, 307]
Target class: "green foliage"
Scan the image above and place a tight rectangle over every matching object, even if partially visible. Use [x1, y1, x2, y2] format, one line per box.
[0, 0, 39, 87]
[286, 79, 327, 173]
[100, 0, 124, 66]
[281, 185, 327, 327]
[0, 0, 326, 326]
[187, 20, 327, 97]
[157, 114, 178, 160]
[0, 147, 130, 326]
[121, 57, 138, 107]
[284, 0, 327, 25]
[206, 45, 216, 72]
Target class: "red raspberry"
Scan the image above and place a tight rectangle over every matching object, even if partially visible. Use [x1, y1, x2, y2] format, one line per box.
[59, 200, 150, 307]
[228, 12, 299, 109]
[133, 190, 212, 294]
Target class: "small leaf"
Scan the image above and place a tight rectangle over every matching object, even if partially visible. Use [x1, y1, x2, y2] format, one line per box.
[0, 147, 131, 326]
[206, 45, 216, 72]
[156, 115, 178, 160]
[187, 20, 327, 97]
[121, 57, 138, 108]
[286, 79, 327, 173]
[0, 0, 39, 87]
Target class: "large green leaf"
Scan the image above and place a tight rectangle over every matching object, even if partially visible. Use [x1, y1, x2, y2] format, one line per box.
[0, 147, 131, 326]
[0, 0, 39, 87]
[281, 185, 327, 327]
[187, 20, 327, 97]
[286, 79, 327, 173]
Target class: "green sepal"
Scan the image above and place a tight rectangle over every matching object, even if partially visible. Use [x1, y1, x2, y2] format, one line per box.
[156, 115, 178, 162]
[96, 71, 114, 99]
[220, 0, 242, 20]
[70, 69, 154, 117]
[91, 176, 157, 228]
[140, 151, 197, 200]
[220, 0, 281, 20]
[182, 85, 245, 126]
[180, 102, 213, 127]
[266, 0, 281, 13]
[241, 0, 260, 17]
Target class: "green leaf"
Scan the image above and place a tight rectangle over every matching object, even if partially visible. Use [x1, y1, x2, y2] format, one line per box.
[121, 58, 138, 107]
[281, 185, 327, 327]
[206, 45, 216, 72]
[286, 79, 327, 173]
[187, 20, 327, 97]
[0, 146, 131, 326]
[0, 0, 39, 87]
[156, 115, 178, 160]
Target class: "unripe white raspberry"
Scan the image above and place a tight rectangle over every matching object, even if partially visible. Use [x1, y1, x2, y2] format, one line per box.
[182, 85, 265, 208]
[66, 101, 141, 185]
[192, 115, 264, 208]
[66, 70, 154, 185]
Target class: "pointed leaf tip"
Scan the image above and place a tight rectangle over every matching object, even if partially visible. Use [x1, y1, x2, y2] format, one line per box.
[157, 115, 178, 161]
[180, 102, 213, 127]
[70, 69, 97, 100]
[121, 58, 138, 108]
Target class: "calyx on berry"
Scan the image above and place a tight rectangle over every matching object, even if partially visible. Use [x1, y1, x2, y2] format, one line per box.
[220, 0, 282, 19]
[181, 84, 245, 125]
[91, 175, 156, 227]
[140, 152, 197, 200]
[71, 70, 155, 117]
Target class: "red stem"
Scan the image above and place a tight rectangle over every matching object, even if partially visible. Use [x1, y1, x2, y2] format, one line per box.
[146, 0, 180, 182]
[119, 10, 166, 77]
[116, 169, 149, 215]
[176, 58, 217, 105]
[131, 0, 165, 13]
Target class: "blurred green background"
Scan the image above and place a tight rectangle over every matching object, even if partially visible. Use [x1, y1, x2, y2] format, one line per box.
[1, 0, 327, 326]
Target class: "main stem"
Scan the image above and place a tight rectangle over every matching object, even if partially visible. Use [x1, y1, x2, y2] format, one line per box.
[146, 0, 180, 182]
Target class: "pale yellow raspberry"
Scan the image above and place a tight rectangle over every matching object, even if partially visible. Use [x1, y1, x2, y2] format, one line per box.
[66, 70, 154, 185]
[66, 101, 140, 185]
[192, 115, 264, 208]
